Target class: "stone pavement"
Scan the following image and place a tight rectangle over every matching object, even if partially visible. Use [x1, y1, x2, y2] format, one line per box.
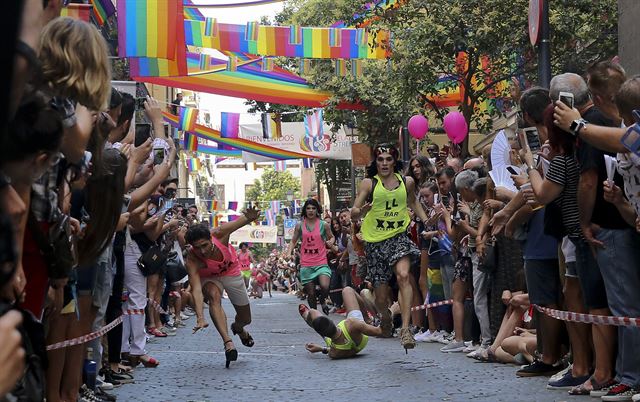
[113, 293, 582, 402]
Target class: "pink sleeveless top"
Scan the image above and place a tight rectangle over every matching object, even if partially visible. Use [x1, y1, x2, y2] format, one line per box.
[300, 219, 328, 267]
[192, 236, 241, 278]
[238, 250, 251, 272]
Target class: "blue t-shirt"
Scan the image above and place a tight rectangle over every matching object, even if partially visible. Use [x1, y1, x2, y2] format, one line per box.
[523, 208, 558, 260]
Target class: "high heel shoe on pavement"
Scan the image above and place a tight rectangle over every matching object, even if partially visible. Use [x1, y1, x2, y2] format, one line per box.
[224, 340, 238, 368]
[399, 327, 416, 354]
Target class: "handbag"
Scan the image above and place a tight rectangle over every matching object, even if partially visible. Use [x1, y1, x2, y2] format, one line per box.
[28, 211, 75, 279]
[477, 236, 497, 273]
[136, 245, 167, 277]
[165, 252, 188, 284]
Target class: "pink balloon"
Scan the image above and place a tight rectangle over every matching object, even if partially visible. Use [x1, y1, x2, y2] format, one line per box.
[443, 111, 468, 144]
[408, 115, 429, 140]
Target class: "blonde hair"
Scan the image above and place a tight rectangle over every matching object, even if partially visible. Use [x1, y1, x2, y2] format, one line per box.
[39, 17, 111, 111]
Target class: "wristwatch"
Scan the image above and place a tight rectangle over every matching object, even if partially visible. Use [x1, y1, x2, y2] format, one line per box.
[569, 118, 588, 137]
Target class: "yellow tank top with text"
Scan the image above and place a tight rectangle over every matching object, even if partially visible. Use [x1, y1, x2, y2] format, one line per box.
[361, 173, 410, 243]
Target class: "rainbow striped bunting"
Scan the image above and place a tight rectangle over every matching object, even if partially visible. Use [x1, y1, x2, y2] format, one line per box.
[355, 28, 368, 46]
[351, 59, 363, 77]
[304, 109, 324, 137]
[187, 157, 201, 173]
[273, 160, 286, 172]
[261, 57, 274, 72]
[183, 132, 198, 151]
[117, 0, 179, 59]
[220, 112, 240, 138]
[227, 55, 238, 71]
[299, 58, 312, 74]
[334, 59, 347, 77]
[178, 106, 198, 132]
[203, 200, 218, 212]
[289, 25, 302, 45]
[184, 20, 389, 59]
[329, 28, 342, 47]
[245, 21, 260, 41]
[162, 111, 310, 160]
[204, 17, 218, 36]
[60, 3, 92, 22]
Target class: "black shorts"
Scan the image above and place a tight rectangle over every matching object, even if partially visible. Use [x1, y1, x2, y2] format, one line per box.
[524, 259, 561, 305]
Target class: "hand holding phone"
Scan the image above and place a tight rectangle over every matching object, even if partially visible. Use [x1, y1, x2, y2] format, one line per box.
[152, 147, 166, 165]
[558, 92, 574, 109]
[523, 127, 541, 152]
[506, 166, 519, 175]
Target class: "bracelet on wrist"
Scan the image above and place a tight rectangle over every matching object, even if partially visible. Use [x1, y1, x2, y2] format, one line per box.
[322, 347, 328, 354]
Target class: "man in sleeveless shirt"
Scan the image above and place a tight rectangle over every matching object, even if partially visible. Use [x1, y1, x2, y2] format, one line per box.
[351, 145, 430, 351]
[185, 206, 260, 368]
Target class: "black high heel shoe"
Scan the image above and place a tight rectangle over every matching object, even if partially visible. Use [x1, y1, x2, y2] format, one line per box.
[224, 340, 238, 368]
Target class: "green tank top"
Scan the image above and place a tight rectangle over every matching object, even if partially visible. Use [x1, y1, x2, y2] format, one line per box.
[361, 173, 411, 243]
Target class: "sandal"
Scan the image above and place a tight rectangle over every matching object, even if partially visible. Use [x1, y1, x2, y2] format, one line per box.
[224, 340, 238, 369]
[139, 355, 160, 368]
[231, 323, 255, 347]
[569, 376, 615, 396]
[477, 348, 499, 363]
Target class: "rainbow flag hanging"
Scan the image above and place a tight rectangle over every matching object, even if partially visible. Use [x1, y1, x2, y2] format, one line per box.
[90, 0, 115, 26]
[117, 0, 179, 59]
[289, 25, 302, 45]
[228, 214, 240, 222]
[187, 157, 201, 173]
[351, 59, 363, 77]
[178, 106, 198, 132]
[355, 28, 368, 46]
[261, 113, 282, 139]
[261, 57, 274, 72]
[204, 200, 218, 212]
[183, 132, 198, 151]
[228, 201, 239, 211]
[213, 214, 220, 228]
[227, 55, 238, 71]
[304, 109, 324, 137]
[329, 28, 342, 47]
[245, 21, 260, 41]
[220, 112, 240, 138]
[204, 17, 218, 36]
[334, 59, 347, 76]
[60, 3, 92, 22]
[299, 58, 312, 74]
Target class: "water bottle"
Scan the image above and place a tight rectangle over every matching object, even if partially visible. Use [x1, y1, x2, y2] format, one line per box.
[83, 347, 97, 390]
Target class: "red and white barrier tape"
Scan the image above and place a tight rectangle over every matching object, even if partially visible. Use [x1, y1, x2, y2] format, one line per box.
[410, 299, 453, 312]
[47, 299, 168, 351]
[534, 305, 640, 327]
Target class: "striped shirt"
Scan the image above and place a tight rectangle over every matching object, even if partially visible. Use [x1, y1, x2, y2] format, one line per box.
[545, 154, 581, 239]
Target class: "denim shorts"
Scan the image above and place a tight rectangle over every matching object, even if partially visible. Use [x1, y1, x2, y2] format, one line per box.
[524, 259, 561, 305]
[570, 237, 608, 310]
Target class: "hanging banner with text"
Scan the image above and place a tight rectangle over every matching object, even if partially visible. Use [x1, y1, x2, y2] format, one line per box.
[240, 122, 352, 162]
[284, 218, 298, 240]
[230, 225, 279, 244]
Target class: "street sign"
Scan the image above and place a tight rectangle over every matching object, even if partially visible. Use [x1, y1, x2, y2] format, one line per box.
[284, 218, 298, 240]
[528, 0, 543, 46]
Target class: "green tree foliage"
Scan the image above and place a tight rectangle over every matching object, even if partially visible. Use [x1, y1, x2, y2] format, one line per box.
[245, 168, 302, 203]
[272, 0, 617, 155]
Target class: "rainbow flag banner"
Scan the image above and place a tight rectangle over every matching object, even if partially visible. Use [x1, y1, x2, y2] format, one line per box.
[334, 59, 347, 77]
[228, 214, 240, 222]
[184, 20, 390, 59]
[204, 17, 218, 36]
[227, 55, 238, 72]
[221, 112, 240, 138]
[351, 59, 363, 77]
[178, 106, 198, 132]
[90, 0, 115, 26]
[261, 57, 274, 72]
[187, 157, 201, 173]
[196, 144, 242, 157]
[183, 132, 198, 151]
[261, 113, 282, 139]
[355, 28, 368, 46]
[203, 200, 218, 212]
[60, 3, 92, 22]
[228, 201, 239, 211]
[117, 0, 179, 59]
[245, 21, 260, 41]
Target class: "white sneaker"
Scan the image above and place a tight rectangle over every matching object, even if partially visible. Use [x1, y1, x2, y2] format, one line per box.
[440, 340, 466, 353]
[424, 330, 443, 343]
[462, 343, 479, 353]
[435, 331, 452, 344]
[97, 376, 113, 391]
[414, 330, 429, 342]
[631, 393, 640, 402]
[549, 363, 571, 383]
[466, 345, 488, 359]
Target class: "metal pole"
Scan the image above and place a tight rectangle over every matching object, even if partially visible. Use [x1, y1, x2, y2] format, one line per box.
[538, 0, 551, 88]
[401, 127, 410, 165]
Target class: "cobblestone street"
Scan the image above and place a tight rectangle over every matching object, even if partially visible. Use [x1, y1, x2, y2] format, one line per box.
[112, 294, 583, 402]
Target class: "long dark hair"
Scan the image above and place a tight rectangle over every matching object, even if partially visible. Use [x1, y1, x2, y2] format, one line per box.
[544, 104, 574, 155]
[300, 198, 321, 219]
[330, 218, 341, 238]
[76, 148, 127, 265]
[366, 144, 404, 178]
[406, 155, 435, 185]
